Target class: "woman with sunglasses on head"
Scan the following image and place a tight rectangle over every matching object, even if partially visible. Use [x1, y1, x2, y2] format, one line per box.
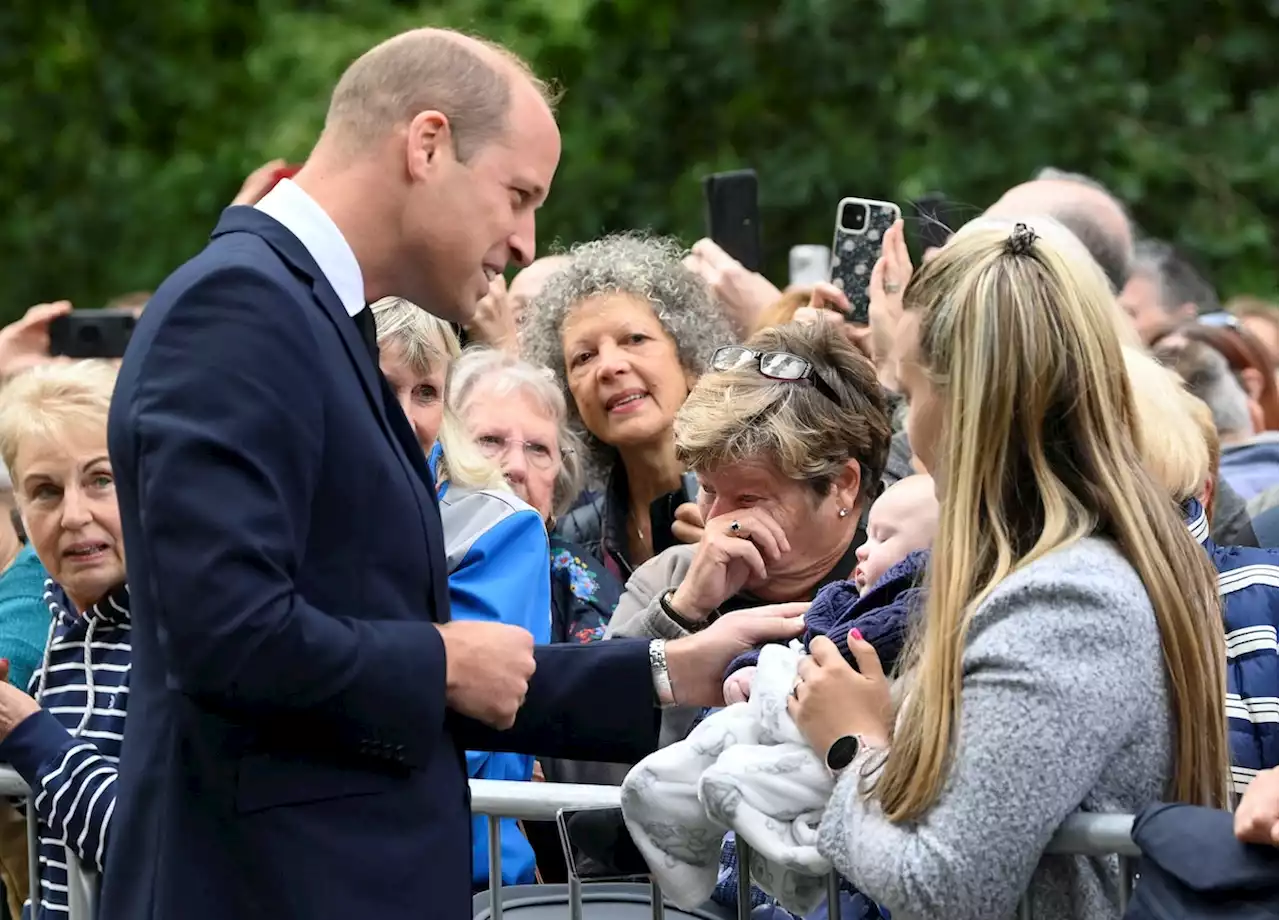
[607, 322, 890, 651]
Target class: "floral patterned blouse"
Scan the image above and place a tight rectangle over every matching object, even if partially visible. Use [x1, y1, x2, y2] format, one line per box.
[549, 534, 621, 644]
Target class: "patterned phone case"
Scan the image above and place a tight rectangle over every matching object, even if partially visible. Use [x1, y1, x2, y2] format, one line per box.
[829, 198, 902, 324]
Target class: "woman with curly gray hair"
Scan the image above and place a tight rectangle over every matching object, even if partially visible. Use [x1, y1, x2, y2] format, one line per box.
[521, 233, 735, 578]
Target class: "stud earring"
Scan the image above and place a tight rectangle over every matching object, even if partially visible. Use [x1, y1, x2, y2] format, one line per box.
[838, 508, 850, 518]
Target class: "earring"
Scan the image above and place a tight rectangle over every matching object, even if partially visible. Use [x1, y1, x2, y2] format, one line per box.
[838, 508, 850, 518]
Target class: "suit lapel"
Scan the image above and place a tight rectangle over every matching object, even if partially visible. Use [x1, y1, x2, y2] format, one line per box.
[211, 207, 450, 621]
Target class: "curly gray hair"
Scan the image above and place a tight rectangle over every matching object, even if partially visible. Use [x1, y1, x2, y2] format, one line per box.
[519, 233, 735, 486]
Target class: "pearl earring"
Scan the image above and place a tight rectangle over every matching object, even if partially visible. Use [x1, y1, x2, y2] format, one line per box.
[838, 508, 850, 518]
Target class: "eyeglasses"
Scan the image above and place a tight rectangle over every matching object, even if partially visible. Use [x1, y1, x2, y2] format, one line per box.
[475, 435, 566, 470]
[710, 345, 845, 407]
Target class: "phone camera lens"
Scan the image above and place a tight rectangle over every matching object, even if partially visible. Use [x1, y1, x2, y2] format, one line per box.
[842, 203, 869, 233]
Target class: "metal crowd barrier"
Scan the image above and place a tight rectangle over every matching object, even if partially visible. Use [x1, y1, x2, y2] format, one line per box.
[470, 779, 1142, 920]
[0, 766, 1141, 920]
[0, 765, 100, 920]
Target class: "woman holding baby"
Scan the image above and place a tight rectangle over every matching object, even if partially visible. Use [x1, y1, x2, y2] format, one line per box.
[790, 219, 1230, 920]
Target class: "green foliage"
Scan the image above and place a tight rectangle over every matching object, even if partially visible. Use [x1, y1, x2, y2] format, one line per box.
[2, 0, 1274, 320]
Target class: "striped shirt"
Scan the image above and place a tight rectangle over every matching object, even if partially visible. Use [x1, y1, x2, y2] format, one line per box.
[0, 580, 130, 916]
[1186, 500, 1280, 794]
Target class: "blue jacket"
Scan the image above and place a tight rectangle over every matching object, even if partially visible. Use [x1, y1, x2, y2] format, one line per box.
[0, 546, 53, 692]
[0, 581, 130, 917]
[432, 447, 551, 888]
[1186, 499, 1280, 794]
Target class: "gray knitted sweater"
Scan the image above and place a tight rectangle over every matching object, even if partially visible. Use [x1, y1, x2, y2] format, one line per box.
[819, 537, 1171, 920]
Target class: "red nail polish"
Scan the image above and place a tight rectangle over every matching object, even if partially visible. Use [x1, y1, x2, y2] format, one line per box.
[851, 629, 863, 642]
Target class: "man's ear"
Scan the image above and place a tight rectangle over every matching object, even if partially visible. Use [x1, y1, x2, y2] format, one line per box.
[404, 110, 454, 181]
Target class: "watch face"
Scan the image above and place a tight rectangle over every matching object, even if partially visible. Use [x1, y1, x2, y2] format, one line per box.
[826, 735, 860, 772]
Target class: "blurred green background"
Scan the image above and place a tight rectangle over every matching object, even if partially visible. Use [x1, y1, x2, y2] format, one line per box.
[3, 0, 1276, 321]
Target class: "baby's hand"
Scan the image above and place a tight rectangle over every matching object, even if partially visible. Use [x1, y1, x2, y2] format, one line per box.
[723, 667, 757, 705]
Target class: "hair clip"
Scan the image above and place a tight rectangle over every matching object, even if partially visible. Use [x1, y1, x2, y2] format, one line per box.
[1005, 223, 1039, 256]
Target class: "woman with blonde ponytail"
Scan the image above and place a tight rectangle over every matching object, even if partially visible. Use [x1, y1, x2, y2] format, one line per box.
[787, 218, 1229, 920]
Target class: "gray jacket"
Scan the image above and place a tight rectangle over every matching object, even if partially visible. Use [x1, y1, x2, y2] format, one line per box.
[818, 537, 1173, 920]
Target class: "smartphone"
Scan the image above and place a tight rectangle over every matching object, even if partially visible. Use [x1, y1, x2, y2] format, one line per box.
[48, 308, 138, 359]
[910, 192, 960, 256]
[702, 170, 761, 272]
[829, 197, 902, 325]
[649, 471, 700, 556]
[788, 245, 831, 288]
[556, 806, 651, 882]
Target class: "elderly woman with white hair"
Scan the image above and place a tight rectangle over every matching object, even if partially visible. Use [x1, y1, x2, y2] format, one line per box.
[0, 360, 130, 918]
[448, 346, 623, 645]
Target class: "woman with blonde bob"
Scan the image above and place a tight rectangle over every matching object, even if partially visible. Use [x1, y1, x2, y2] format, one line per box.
[788, 218, 1229, 920]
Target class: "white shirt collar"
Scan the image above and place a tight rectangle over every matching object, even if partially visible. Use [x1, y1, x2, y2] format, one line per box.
[255, 179, 366, 317]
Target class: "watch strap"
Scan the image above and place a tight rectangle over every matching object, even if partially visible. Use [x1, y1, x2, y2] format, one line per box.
[659, 589, 718, 633]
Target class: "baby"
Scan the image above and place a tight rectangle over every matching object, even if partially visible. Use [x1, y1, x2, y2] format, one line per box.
[723, 474, 938, 703]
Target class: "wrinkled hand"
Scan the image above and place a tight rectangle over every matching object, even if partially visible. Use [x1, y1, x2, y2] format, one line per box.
[722, 666, 757, 705]
[0, 301, 73, 378]
[868, 220, 913, 383]
[232, 159, 290, 206]
[788, 634, 892, 758]
[794, 282, 873, 360]
[671, 502, 705, 545]
[684, 239, 782, 336]
[670, 508, 790, 623]
[465, 275, 520, 354]
[437, 621, 535, 730]
[0, 658, 40, 742]
[1235, 766, 1279, 847]
[665, 604, 807, 707]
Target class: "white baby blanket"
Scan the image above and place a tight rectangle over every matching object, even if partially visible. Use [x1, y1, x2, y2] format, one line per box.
[620, 642, 833, 914]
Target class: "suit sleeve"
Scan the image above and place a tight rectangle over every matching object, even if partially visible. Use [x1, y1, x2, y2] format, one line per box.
[454, 638, 660, 763]
[0, 711, 115, 871]
[123, 266, 448, 766]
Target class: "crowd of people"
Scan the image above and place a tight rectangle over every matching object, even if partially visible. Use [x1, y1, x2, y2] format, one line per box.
[0, 25, 1275, 920]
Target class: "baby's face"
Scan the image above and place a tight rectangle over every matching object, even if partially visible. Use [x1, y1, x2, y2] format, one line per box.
[853, 480, 938, 593]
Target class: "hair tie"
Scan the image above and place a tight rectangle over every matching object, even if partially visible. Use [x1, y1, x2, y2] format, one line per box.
[1005, 223, 1039, 256]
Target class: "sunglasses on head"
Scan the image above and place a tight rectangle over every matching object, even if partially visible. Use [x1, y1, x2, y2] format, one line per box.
[711, 345, 845, 407]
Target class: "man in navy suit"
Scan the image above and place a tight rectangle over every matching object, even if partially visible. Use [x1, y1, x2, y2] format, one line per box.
[102, 27, 803, 920]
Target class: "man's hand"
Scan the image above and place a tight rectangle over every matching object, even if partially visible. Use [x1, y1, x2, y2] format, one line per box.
[0, 659, 39, 742]
[1235, 766, 1279, 847]
[0, 301, 72, 379]
[436, 621, 535, 730]
[664, 603, 807, 707]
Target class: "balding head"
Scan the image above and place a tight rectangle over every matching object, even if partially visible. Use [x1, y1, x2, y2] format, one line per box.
[507, 254, 570, 324]
[323, 29, 555, 162]
[986, 171, 1134, 291]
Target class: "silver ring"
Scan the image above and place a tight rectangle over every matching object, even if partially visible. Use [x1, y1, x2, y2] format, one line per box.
[729, 520, 742, 534]
[883, 280, 902, 294]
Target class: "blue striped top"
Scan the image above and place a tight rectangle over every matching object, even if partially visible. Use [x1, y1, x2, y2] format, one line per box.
[0, 580, 130, 916]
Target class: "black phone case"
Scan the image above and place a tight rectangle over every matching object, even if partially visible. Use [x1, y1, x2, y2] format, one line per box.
[703, 170, 761, 272]
[48, 308, 138, 359]
[829, 198, 901, 325]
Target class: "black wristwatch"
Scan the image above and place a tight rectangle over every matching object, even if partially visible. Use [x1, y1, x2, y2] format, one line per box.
[825, 734, 862, 774]
[658, 589, 718, 633]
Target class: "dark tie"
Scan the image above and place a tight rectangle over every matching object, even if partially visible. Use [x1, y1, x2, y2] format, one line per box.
[353, 306, 379, 364]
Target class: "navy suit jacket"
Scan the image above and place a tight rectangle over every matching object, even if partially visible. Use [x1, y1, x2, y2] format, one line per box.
[102, 208, 660, 920]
